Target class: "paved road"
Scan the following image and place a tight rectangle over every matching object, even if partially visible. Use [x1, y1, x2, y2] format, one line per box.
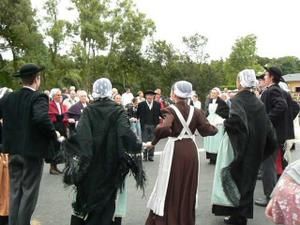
[32, 137, 273, 225]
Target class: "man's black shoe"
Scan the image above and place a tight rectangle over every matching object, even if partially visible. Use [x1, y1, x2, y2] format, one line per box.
[148, 158, 154, 162]
[254, 197, 270, 207]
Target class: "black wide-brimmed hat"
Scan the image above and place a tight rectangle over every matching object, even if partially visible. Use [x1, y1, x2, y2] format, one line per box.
[14, 63, 45, 77]
[144, 90, 156, 95]
[264, 66, 285, 82]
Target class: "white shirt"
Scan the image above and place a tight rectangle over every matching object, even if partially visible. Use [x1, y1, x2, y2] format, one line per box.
[146, 101, 153, 110]
[55, 102, 62, 115]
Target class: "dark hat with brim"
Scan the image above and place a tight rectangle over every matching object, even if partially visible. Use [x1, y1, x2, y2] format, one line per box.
[144, 90, 156, 95]
[14, 63, 45, 77]
[264, 66, 285, 82]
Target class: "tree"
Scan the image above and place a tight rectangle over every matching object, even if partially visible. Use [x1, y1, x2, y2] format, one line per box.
[71, 0, 155, 90]
[41, 0, 77, 88]
[273, 56, 300, 74]
[182, 33, 209, 64]
[43, 0, 71, 65]
[225, 34, 261, 84]
[0, 0, 45, 70]
[145, 40, 180, 90]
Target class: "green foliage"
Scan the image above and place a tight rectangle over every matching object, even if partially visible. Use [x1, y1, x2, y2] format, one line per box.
[225, 34, 261, 84]
[0, 0, 45, 70]
[182, 33, 209, 64]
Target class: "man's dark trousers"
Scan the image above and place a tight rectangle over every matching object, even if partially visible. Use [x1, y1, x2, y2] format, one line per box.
[9, 155, 43, 225]
[142, 124, 155, 160]
[262, 148, 278, 198]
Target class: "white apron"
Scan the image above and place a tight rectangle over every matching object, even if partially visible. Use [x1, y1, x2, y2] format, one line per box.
[147, 105, 200, 216]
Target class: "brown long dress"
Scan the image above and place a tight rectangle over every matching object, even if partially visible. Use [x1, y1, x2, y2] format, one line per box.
[145, 101, 217, 225]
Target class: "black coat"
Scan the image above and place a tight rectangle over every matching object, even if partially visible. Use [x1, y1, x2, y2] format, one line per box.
[213, 90, 278, 218]
[206, 97, 229, 119]
[137, 101, 161, 128]
[261, 84, 299, 144]
[0, 88, 57, 158]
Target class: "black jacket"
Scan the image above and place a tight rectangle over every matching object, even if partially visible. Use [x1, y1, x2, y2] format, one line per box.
[0, 88, 57, 158]
[261, 84, 299, 144]
[137, 101, 161, 128]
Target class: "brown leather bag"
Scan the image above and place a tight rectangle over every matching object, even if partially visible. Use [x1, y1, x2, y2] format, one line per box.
[0, 153, 9, 216]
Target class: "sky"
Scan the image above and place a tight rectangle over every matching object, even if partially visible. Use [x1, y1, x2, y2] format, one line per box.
[29, 0, 300, 60]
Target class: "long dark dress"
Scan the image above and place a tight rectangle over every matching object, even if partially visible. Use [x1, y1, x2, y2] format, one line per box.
[146, 101, 217, 225]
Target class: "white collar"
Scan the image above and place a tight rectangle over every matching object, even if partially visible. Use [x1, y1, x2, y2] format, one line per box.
[146, 100, 153, 110]
[23, 86, 36, 91]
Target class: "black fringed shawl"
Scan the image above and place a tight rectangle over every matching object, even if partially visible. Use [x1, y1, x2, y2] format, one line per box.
[63, 98, 145, 217]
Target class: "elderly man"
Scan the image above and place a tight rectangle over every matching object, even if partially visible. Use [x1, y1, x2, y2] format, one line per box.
[63, 89, 78, 109]
[68, 90, 88, 135]
[137, 90, 162, 161]
[0, 64, 60, 225]
[68, 90, 88, 121]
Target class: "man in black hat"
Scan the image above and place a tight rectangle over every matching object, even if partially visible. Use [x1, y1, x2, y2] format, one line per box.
[0, 63, 59, 225]
[255, 66, 299, 207]
[137, 90, 161, 161]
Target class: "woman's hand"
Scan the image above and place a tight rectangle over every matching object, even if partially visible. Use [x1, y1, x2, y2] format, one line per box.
[68, 118, 76, 124]
[265, 198, 274, 221]
[143, 141, 154, 149]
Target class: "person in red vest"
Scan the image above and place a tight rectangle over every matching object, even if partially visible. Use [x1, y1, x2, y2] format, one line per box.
[48, 88, 75, 175]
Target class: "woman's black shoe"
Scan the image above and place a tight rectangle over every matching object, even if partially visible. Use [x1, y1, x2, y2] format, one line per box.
[224, 215, 247, 225]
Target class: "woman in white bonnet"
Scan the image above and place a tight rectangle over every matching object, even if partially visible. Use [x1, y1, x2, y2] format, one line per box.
[203, 87, 229, 164]
[144, 80, 217, 225]
[211, 69, 277, 225]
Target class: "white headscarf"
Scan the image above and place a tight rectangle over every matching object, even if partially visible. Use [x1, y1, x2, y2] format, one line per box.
[92, 78, 112, 99]
[0, 87, 12, 99]
[238, 69, 257, 88]
[173, 81, 193, 98]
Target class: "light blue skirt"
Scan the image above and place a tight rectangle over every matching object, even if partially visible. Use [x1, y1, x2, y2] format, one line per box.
[130, 120, 142, 141]
[211, 132, 235, 206]
[204, 124, 224, 154]
[114, 178, 128, 217]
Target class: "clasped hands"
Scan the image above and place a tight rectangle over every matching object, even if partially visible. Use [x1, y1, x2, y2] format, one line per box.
[55, 131, 65, 143]
[143, 141, 153, 149]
